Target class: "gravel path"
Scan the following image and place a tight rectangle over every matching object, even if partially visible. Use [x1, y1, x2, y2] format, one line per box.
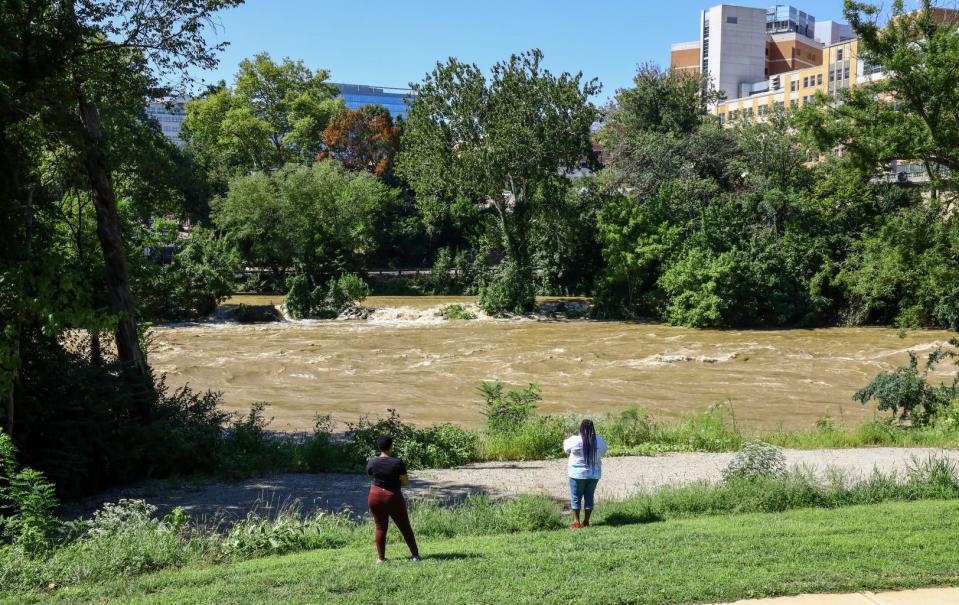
[67, 447, 959, 523]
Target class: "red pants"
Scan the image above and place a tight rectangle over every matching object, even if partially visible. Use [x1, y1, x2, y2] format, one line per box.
[368, 485, 419, 559]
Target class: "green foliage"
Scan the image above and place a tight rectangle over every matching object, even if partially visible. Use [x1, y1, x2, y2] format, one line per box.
[135, 224, 240, 320]
[722, 441, 787, 482]
[220, 509, 358, 559]
[398, 49, 600, 309]
[341, 409, 478, 471]
[0, 432, 60, 556]
[420, 248, 470, 295]
[854, 342, 959, 425]
[7, 460, 959, 597]
[284, 273, 370, 319]
[478, 261, 537, 315]
[837, 205, 959, 328]
[438, 304, 476, 321]
[478, 415, 570, 461]
[479, 381, 542, 434]
[183, 53, 342, 177]
[214, 160, 400, 294]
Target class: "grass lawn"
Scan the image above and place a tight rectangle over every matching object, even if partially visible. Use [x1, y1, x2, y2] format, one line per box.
[14, 499, 959, 605]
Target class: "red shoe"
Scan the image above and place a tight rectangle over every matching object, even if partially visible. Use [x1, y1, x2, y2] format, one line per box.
[571, 521, 582, 529]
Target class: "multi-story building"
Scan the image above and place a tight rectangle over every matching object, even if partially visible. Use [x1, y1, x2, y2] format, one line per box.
[714, 36, 869, 125]
[670, 4, 828, 100]
[331, 83, 416, 119]
[146, 97, 188, 146]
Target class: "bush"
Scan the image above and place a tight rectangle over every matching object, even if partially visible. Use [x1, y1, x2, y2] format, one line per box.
[722, 441, 787, 482]
[343, 409, 479, 471]
[478, 261, 536, 315]
[0, 432, 60, 556]
[438, 304, 476, 320]
[479, 381, 541, 434]
[854, 342, 959, 425]
[284, 272, 370, 319]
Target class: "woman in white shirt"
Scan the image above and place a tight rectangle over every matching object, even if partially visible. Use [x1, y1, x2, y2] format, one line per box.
[563, 418, 608, 528]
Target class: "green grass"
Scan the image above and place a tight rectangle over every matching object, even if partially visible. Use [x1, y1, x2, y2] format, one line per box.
[13, 500, 959, 604]
[5, 458, 959, 599]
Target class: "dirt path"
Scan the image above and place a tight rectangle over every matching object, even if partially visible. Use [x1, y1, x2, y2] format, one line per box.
[67, 447, 959, 524]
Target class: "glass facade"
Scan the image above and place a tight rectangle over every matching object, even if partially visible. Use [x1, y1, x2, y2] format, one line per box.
[766, 5, 815, 38]
[146, 98, 187, 146]
[332, 83, 415, 118]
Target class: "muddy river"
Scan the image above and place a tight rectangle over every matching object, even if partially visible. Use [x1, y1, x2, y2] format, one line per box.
[147, 296, 958, 431]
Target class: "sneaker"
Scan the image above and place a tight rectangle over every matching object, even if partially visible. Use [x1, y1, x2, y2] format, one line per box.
[377, 558, 388, 563]
[571, 521, 582, 529]
[411, 555, 421, 562]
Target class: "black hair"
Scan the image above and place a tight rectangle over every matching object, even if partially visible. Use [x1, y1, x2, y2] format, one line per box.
[376, 435, 393, 453]
[580, 419, 597, 467]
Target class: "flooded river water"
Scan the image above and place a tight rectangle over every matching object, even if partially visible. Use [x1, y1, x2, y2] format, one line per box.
[147, 296, 958, 431]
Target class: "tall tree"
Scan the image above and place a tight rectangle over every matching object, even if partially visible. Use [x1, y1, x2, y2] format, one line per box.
[182, 53, 342, 176]
[397, 49, 599, 313]
[2, 0, 241, 425]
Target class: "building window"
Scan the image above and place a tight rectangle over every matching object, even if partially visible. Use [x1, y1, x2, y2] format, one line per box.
[803, 77, 809, 87]
[837, 49, 843, 60]
[727, 16, 738, 24]
[790, 81, 797, 92]
[817, 74, 823, 86]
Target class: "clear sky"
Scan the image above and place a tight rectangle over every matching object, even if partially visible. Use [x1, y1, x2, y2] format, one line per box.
[196, 0, 855, 102]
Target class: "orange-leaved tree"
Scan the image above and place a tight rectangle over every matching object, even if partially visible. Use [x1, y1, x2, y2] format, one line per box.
[319, 105, 400, 178]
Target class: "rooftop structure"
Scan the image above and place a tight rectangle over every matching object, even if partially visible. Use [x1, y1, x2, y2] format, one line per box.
[766, 4, 816, 37]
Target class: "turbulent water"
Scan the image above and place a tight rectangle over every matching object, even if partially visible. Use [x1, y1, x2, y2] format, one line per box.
[147, 295, 959, 432]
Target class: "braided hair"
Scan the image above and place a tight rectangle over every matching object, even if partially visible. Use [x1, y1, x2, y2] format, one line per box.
[580, 419, 597, 467]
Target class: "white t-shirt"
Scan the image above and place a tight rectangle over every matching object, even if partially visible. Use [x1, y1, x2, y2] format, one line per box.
[563, 434, 608, 480]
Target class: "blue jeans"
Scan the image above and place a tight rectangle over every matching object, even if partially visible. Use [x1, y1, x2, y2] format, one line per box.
[569, 478, 599, 510]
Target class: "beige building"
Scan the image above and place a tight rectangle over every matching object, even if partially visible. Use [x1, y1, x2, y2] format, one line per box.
[715, 37, 867, 125]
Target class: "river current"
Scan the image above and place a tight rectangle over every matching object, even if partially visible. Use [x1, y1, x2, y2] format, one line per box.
[147, 295, 959, 431]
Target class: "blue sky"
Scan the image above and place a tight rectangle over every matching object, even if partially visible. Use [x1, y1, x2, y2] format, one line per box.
[196, 0, 854, 102]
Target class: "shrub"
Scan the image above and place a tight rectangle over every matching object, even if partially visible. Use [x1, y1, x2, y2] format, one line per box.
[343, 409, 479, 471]
[438, 303, 476, 320]
[285, 273, 371, 319]
[0, 431, 61, 556]
[478, 261, 536, 315]
[722, 441, 787, 482]
[217, 403, 298, 478]
[854, 342, 959, 425]
[479, 381, 541, 434]
[326, 273, 370, 310]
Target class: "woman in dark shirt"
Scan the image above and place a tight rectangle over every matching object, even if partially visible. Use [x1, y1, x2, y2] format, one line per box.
[366, 435, 420, 562]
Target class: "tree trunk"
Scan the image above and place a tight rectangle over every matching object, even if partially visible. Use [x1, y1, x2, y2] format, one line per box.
[76, 88, 152, 421]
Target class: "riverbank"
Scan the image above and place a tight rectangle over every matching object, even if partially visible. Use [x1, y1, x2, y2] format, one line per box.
[66, 447, 959, 521]
[12, 500, 959, 604]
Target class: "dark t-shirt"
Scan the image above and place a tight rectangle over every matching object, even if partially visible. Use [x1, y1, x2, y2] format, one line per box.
[367, 455, 407, 490]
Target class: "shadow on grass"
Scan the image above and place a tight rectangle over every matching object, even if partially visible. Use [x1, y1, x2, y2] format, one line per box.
[599, 510, 664, 527]
[421, 552, 478, 561]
